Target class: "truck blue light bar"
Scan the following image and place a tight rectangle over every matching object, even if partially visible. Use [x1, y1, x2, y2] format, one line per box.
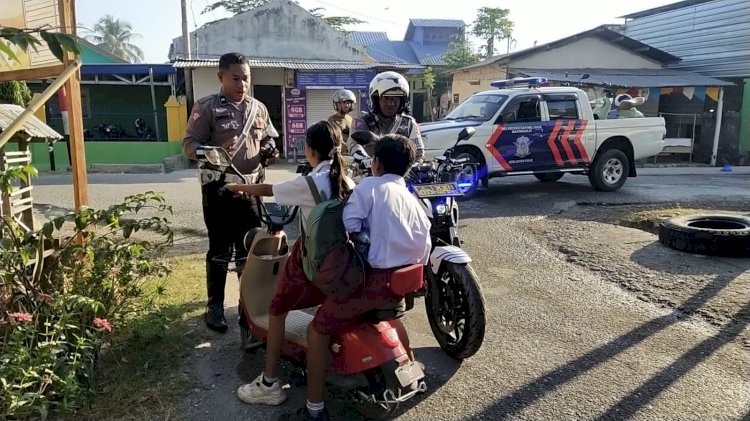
[490, 77, 548, 88]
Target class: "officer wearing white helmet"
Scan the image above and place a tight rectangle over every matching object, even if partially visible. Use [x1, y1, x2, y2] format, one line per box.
[328, 89, 356, 147]
[350, 71, 425, 162]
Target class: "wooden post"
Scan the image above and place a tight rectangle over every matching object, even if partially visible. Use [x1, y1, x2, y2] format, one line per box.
[58, 0, 88, 210]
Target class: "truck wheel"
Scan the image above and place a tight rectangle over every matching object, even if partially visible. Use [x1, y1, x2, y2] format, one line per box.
[589, 148, 629, 192]
[534, 172, 565, 182]
[658, 214, 750, 257]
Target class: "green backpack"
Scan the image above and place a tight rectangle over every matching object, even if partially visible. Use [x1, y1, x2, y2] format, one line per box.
[301, 176, 365, 299]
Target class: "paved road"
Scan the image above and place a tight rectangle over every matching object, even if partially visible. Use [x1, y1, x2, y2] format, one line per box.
[32, 166, 750, 420]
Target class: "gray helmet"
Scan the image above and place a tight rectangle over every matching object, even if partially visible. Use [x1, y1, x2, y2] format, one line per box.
[332, 89, 357, 110]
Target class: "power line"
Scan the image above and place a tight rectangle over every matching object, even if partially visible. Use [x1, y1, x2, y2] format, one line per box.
[306, 0, 404, 27]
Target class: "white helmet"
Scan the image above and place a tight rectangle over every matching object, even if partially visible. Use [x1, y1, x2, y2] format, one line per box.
[369, 71, 409, 113]
[332, 89, 357, 110]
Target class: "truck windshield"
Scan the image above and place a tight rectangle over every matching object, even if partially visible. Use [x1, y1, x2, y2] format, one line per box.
[444, 94, 508, 121]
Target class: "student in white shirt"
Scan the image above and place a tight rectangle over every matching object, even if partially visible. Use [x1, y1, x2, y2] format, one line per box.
[226, 121, 353, 415]
[289, 134, 431, 421]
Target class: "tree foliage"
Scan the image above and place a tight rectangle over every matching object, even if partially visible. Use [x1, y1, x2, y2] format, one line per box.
[84, 15, 144, 63]
[442, 35, 481, 69]
[470, 7, 513, 58]
[202, 0, 366, 32]
[0, 26, 82, 63]
[0, 81, 32, 107]
[309, 8, 365, 34]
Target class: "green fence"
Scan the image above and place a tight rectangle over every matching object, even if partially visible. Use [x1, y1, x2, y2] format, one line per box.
[4, 141, 183, 171]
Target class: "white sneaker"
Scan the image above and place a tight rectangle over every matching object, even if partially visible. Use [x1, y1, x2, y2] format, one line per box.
[237, 373, 287, 406]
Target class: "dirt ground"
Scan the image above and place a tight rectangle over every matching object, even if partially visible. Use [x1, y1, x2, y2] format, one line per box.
[528, 200, 750, 333]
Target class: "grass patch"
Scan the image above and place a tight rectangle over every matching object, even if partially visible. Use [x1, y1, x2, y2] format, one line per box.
[73, 254, 205, 421]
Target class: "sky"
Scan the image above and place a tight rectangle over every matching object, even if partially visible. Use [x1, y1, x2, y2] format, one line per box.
[75, 0, 681, 63]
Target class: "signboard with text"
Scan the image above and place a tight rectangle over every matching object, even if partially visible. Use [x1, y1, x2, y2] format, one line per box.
[295, 69, 375, 90]
[285, 88, 307, 160]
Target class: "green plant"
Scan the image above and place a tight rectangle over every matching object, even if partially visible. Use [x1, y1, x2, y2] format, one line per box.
[0, 26, 82, 63]
[0, 81, 33, 107]
[0, 165, 173, 419]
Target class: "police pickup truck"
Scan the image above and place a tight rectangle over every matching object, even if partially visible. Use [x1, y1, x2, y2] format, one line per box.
[420, 78, 666, 196]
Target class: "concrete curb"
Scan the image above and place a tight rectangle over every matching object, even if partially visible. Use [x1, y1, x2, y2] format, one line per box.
[88, 163, 165, 174]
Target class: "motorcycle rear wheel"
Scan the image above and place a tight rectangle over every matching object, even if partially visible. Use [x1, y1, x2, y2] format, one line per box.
[426, 262, 486, 359]
[354, 362, 401, 420]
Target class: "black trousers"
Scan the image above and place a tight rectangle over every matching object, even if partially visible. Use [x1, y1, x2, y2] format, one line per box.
[201, 180, 262, 307]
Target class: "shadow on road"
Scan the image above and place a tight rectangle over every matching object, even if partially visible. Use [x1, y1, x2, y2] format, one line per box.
[460, 266, 748, 421]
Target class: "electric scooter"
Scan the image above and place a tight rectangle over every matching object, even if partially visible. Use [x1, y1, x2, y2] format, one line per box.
[195, 145, 427, 419]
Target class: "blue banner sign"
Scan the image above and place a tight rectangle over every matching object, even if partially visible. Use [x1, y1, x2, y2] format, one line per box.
[296, 70, 375, 90]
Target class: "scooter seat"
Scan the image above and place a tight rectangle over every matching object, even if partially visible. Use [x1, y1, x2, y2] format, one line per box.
[388, 264, 424, 296]
[361, 299, 406, 323]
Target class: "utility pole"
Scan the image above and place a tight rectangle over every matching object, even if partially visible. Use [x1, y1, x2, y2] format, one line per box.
[181, 0, 194, 108]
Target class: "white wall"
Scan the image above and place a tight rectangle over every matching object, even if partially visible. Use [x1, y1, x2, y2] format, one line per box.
[170, 0, 371, 62]
[191, 67, 286, 102]
[512, 37, 663, 69]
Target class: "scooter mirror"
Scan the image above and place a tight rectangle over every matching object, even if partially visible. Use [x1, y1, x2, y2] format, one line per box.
[350, 130, 380, 145]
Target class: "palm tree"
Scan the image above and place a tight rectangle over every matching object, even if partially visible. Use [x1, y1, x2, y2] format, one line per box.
[85, 15, 144, 63]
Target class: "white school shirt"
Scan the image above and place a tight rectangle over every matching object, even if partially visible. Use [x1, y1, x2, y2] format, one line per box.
[342, 173, 432, 269]
[271, 160, 354, 232]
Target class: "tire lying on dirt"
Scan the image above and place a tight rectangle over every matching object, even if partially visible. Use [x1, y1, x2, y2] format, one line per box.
[658, 214, 750, 257]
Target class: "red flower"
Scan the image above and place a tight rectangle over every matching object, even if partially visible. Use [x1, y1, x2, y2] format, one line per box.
[38, 293, 54, 302]
[93, 317, 113, 332]
[9, 312, 33, 323]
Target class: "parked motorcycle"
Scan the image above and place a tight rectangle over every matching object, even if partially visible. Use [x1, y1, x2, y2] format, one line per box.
[195, 145, 427, 420]
[348, 127, 487, 359]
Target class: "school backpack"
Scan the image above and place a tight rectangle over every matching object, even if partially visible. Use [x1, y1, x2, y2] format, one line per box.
[301, 176, 366, 299]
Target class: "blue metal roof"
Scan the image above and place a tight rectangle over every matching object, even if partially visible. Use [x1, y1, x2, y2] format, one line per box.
[410, 42, 451, 65]
[81, 64, 177, 76]
[390, 41, 420, 63]
[409, 19, 465, 28]
[623, 0, 750, 78]
[348, 31, 390, 46]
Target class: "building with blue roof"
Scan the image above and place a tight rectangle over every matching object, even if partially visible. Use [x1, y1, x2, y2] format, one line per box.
[348, 19, 467, 121]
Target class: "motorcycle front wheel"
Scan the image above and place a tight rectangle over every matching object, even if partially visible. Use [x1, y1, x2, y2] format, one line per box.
[425, 262, 486, 359]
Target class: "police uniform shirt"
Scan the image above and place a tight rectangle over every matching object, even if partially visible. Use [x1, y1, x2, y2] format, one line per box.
[183, 91, 275, 175]
[349, 112, 424, 160]
[328, 112, 353, 145]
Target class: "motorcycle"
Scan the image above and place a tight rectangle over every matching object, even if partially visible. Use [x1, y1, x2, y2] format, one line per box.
[347, 127, 487, 359]
[195, 145, 427, 420]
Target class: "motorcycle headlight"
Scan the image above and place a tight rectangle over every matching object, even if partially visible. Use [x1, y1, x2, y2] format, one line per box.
[434, 203, 448, 215]
[205, 148, 231, 166]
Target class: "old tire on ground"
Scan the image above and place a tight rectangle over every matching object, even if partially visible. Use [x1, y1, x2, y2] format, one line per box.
[588, 148, 629, 192]
[534, 172, 565, 182]
[658, 214, 750, 257]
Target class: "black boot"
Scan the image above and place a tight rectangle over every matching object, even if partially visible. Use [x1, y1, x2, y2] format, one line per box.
[205, 303, 227, 333]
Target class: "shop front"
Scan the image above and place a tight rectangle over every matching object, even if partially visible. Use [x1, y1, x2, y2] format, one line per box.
[284, 69, 374, 161]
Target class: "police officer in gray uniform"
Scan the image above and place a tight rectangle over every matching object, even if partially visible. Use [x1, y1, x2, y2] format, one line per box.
[183, 52, 279, 332]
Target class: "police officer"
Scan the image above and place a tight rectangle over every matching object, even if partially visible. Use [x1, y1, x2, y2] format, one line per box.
[327, 89, 356, 149]
[183, 52, 279, 333]
[350, 71, 424, 162]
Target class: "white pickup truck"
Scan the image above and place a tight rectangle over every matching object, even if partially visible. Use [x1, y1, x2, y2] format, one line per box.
[419, 79, 666, 195]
